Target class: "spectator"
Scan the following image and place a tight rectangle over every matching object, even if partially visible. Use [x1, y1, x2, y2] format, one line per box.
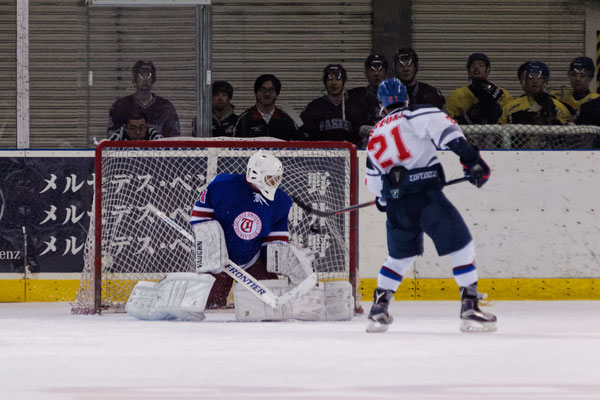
[211, 80, 238, 137]
[446, 53, 513, 124]
[501, 61, 572, 125]
[517, 62, 531, 92]
[349, 53, 388, 100]
[393, 47, 445, 110]
[299, 64, 376, 148]
[551, 57, 599, 114]
[107, 112, 163, 141]
[233, 74, 297, 140]
[347, 53, 388, 128]
[107, 60, 180, 138]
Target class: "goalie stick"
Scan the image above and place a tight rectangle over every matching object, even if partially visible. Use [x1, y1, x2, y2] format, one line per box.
[147, 204, 317, 309]
[292, 177, 469, 217]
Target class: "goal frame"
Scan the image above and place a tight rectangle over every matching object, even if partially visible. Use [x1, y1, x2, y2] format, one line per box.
[90, 139, 359, 314]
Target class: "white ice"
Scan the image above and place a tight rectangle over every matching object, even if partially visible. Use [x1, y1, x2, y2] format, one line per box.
[2, 301, 600, 400]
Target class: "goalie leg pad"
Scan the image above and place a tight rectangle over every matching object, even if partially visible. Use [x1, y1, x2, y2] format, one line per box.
[126, 273, 216, 321]
[233, 280, 354, 322]
[233, 280, 299, 321]
[322, 281, 354, 321]
[266, 243, 314, 284]
[193, 220, 228, 274]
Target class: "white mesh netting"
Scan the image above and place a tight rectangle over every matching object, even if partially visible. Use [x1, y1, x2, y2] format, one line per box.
[462, 124, 600, 150]
[72, 139, 357, 314]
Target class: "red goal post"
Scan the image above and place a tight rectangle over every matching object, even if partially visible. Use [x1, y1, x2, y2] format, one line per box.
[71, 138, 359, 314]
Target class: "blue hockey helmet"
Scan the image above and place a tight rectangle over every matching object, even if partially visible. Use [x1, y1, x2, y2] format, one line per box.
[526, 61, 550, 81]
[377, 78, 408, 108]
[569, 56, 595, 78]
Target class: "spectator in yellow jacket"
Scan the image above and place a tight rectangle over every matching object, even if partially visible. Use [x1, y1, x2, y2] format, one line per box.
[501, 62, 572, 125]
[550, 56, 599, 115]
[446, 53, 513, 124]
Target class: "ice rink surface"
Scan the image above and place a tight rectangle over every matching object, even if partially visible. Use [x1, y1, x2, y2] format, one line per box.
[2, 301, 599, 400]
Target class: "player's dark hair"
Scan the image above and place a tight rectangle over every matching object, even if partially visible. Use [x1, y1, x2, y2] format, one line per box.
[213, 81, 234, 98]
[467, 53, 490, 70]
[254, 74, 281, 94]
[127, 111, 148, 123]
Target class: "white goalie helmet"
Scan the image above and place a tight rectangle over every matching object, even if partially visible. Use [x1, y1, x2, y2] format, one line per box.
[246, 150, 283, 201]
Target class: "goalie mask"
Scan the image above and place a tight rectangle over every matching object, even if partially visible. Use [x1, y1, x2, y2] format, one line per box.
[246, 150, 283, 201]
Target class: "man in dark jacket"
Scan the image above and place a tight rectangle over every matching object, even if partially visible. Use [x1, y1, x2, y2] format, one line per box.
[233, 74, 297, 140]
[394, 48, 445, 111]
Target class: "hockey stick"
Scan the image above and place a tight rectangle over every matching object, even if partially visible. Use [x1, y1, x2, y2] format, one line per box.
[292, 176, 469, 217]
[147, 204, 316, 308]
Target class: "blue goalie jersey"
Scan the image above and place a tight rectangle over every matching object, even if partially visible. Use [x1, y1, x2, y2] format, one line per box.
[190, 174, 292, 268]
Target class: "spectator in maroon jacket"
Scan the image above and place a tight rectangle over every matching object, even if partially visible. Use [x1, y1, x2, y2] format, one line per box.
[107, 60, 180, 138]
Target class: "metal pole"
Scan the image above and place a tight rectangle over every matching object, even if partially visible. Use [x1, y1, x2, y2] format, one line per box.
[195, 4, 212, 137]
[16, 0, 30, 149]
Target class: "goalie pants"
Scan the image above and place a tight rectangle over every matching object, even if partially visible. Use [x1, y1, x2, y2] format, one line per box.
[206, 256, 278, 308]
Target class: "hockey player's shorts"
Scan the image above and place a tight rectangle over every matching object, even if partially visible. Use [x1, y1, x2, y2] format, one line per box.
[385, 189, 472, 259]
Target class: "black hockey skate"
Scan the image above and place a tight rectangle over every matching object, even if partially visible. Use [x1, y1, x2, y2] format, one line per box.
[366, 288, 395, 333]
[460, 283, 497, 332]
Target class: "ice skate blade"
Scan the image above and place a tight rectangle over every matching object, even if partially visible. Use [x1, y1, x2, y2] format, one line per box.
[366, 320, 390, 333]
[460, 319, 497, 333]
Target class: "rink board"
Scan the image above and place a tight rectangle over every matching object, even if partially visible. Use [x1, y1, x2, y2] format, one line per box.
[1, 150, 599, 302]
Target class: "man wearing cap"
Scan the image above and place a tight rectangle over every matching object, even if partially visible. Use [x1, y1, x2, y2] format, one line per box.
[551, 56, 599, 114]
[393, 47, 445, 111]
[233, 74, 298, 140]
[501, 61, 572, 125]
[446, 53, 513, 124]
[299, 64, 376, 148]
[211, 80, 238, 137]
[107, 60, 180, 137]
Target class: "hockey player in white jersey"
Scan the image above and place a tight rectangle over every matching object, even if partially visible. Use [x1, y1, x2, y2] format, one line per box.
[126, 150, 353, 321]
[365, 78, 497, 333]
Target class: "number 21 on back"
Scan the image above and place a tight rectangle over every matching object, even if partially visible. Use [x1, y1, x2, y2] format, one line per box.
[368, 126, 412, 169]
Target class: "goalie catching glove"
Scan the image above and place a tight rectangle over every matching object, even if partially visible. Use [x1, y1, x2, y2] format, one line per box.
[193, 220, 228, 274]
[266, 243, 315, 284]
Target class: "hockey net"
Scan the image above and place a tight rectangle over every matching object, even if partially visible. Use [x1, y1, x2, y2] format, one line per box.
[71, 139, 358, 314]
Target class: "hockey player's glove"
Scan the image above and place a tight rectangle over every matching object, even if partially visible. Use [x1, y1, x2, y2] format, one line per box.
[469, 79, 503, 104]
[375, 197, 387, 212]
[533, 92, 557, 124]
[461, 152, 491, 188]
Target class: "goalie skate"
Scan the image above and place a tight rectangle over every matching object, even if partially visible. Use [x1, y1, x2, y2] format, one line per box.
[366, 288, 394, 333]
[460, 284, 497, 333]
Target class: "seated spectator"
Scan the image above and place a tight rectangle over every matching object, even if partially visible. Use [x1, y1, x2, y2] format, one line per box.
[393, 47, 445, 110]
[349, 53, 388, 100]
[551, 57, 599, 114]
[446, 53, 513, 124]
[211, 80, 238, 136]
[299, 64, 376, 148]
[233, 74, 297, 140]
[501, 62, 572, 125]
[107, 60, 180, 137]
[107, 112, 163, 141]
[517, 61, 532, 92]
[347, 53, 388, 128]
